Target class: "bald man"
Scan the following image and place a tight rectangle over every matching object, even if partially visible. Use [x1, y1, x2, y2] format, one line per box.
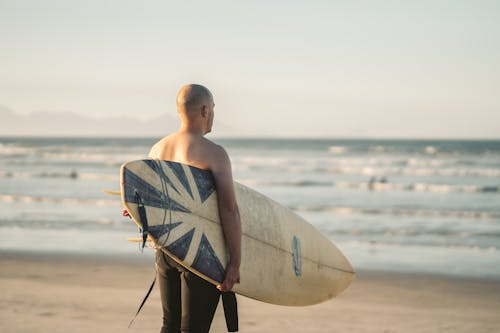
[149, 84, 241, 333]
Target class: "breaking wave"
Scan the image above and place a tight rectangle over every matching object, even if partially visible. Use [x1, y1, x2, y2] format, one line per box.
[0, 194, 119, 206]
[240, 179, 499, 193]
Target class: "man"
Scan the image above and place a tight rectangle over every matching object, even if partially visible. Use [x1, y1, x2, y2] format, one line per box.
[148, 84, 242, 333]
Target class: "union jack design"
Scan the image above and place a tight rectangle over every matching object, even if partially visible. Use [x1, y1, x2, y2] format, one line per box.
[122, 159, 226, 283]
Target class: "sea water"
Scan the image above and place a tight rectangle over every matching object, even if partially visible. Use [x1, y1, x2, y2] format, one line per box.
[1, 137, 499, 279]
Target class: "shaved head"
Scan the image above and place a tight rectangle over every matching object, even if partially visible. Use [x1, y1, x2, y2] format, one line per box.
[176, 84, 213, 114]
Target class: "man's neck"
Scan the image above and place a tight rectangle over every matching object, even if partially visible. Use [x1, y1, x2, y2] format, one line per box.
[179, 123, 206, 136]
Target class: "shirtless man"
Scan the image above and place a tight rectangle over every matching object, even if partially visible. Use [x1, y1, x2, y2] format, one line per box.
[148, 84, 241, 333]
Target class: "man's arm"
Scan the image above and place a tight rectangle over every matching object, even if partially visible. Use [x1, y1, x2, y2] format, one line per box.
[209, 146, 241, 291]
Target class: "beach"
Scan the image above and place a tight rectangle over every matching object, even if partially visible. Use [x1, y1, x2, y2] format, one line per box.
[1, 251, 499, 333]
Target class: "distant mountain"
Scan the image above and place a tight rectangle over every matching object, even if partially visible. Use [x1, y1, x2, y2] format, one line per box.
[0, 106, 237, 137]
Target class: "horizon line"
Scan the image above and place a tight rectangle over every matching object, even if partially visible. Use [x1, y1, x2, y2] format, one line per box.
[1, 134, 500, 142]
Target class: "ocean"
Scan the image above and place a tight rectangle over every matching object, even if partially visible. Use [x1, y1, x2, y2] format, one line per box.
[1, 137, 499, 279]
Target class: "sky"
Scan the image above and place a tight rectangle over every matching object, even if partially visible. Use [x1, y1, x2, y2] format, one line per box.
[1, 0, 499, 138]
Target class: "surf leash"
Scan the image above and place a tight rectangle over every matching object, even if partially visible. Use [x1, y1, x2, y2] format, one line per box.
[125, 189, 156, 328]
[134, 190, 149, 251]
[128, 272, 157, 328]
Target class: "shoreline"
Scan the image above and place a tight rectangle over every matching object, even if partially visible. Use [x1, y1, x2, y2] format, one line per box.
[1, 250, 500, 332]
[2, 245, 500, 283]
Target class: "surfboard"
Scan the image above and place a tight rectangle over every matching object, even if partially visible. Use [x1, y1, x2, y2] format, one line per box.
[120, 159, 355, 306]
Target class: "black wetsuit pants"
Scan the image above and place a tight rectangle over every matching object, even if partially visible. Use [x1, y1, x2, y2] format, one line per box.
[156, 250, 220, 333]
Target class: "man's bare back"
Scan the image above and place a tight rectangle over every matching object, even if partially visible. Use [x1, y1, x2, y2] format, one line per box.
[149, 84, 241, 292]
[149, 132, 223, 171]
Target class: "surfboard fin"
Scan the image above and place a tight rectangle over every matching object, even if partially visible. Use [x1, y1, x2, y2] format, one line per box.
[127, 236, 154, 243]
[102, 189, 121, 196]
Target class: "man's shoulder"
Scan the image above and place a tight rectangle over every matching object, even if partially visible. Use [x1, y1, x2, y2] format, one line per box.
[200, 136, 223, 151]
[151, 135, 170, 147]
[148, 136, 169, 158]
[198, 137, 230, 169]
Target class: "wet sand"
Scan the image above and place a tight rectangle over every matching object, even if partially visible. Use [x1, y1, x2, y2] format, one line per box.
[1, 251, 499, 333]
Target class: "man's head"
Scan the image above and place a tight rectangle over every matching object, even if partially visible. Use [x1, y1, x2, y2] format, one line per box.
[176, 84, 214, 134]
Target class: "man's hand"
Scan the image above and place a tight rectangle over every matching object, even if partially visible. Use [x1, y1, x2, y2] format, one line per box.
[217, 264, 240, 292]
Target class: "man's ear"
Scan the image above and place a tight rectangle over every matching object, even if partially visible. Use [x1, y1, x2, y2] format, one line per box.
[201, 105, 208, 117]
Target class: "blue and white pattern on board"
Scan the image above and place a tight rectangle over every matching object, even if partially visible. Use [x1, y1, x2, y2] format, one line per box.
[168, 162, 194, 199]
[165, 227, 195, 261]
[192, 234, 226, 282]
[148, 222, 183, 240]
[123, 167, 190, 213]
[123, 160, 224, 283]
[188, 166, 217, 203]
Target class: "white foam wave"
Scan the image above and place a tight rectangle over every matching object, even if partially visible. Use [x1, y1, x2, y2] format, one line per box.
[38, 152, 142, 164]
[0, 195, 119, 206]
[328, 146, 347, 154]
[325, 165, 500, 177]
[403, 167, 500, 177]
[0, 142, 143, 166]
[232, 156, 500, 178]
[369, 145, 387, 152]
[239, 178, 499, 193]
[79, 173, 119, 181]
[293, 205, 500, 219]
[0, 144, 35, 156]
[424, 146, 438, 155]
[347, 181, 499, 193]
[0, 171, 119, 181]
[239, 179, 333, 187]
[339, 239, 497, 253]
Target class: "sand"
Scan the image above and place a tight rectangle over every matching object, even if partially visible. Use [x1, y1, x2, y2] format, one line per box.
[1, 251, 499, 333]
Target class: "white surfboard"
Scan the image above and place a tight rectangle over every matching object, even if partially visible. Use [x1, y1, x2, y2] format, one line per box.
[120, 159, 355, 306]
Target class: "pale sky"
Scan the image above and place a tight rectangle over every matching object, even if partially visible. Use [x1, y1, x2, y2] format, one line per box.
[1, 0, 499, 138]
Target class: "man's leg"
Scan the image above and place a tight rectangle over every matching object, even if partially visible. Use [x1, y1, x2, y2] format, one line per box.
[156, 251, 182, 333]
[180, 270, 220, 333]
